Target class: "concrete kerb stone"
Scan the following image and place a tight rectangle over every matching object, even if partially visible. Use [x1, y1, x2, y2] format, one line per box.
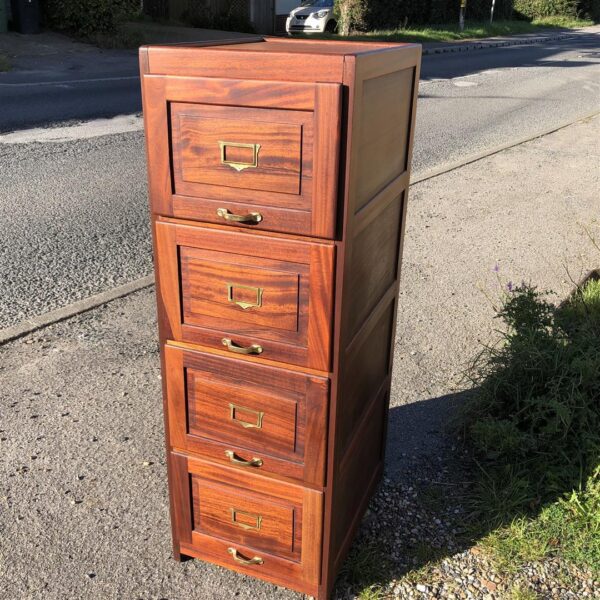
[422, 31, 574, 55]
[0, 275, 155, 346]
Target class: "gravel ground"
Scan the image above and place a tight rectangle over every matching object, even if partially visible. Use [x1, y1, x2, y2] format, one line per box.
[1, 116, 598, 599]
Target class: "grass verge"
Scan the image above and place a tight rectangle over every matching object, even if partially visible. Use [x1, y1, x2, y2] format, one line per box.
[302, 17, 593, 44]
[461, 274, 600, 576]
[0, 52, 11, 72]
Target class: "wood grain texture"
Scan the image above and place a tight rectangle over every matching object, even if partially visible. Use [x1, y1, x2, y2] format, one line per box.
[155, 221, 335, 371]
[142, 73, 342, 238]
[171, 103, 308, 200]
[171, 453, 323, 595]
[318, 44, 421, 600]
[193, 477, 302, 560]
[165, 344, 329, 486]
[142, 38, 421, 600]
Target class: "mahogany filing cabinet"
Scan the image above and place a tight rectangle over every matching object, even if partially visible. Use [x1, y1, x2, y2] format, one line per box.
[140, 37, 421, 599]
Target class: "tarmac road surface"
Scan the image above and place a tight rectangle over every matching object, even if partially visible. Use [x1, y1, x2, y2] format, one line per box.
[0, 28, 598, 328]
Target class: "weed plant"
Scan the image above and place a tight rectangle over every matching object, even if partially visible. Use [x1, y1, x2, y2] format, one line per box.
[462, 277, 600, 573]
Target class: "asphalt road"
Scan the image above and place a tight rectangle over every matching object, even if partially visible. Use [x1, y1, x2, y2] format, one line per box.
[0, 29, 599, 328]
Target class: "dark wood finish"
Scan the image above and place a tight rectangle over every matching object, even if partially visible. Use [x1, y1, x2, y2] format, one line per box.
[320, 44, 421, 600]
[142, 74, 341, 238]
[164, 344, 329, 485]
[154, 221, 335, 371]
[171, 452, 323, 596]
[141, 38, 421, 599]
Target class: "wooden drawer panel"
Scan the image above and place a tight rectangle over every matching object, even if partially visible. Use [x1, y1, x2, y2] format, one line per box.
[142, 75, 341, 238]
[155, 221, 335, 371]
[165, 345, 329, 485]
[171, 453, 323, 595]
[194, 479, 301, 560]
[172, 104, 304, 196]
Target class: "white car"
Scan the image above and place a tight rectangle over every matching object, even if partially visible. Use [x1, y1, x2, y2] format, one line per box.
[286, 0, 337, 35]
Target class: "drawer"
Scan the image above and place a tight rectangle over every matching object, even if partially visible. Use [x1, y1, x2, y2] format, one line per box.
[155, 221, 335, 371]
[165, 345, 329, 486]
[171, 453, 323, 594]
[142, 75, 341, 237]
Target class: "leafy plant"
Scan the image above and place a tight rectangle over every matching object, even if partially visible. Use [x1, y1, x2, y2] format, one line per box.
[462, 275, 600, 574]
[44, 0, 141, 36]
[334, 0, 368, 35]
[462, 279, 600, 526]
[513, 0, 579, 18]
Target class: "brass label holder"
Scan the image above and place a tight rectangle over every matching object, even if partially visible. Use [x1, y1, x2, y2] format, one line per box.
[227, 283, 263, 310]
[230, 508, 262, 531]
[229, 403, 264, 430]
[219, 141, 261, 172]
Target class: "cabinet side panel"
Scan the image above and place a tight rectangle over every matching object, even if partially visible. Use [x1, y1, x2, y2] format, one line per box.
[322, 45, 421, 598]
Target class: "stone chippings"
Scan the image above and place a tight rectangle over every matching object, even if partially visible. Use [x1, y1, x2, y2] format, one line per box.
[333, 453, 599, 600]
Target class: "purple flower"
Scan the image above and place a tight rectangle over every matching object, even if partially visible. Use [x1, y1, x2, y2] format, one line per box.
[492, 264, 500, 273]
[507, 281, 514, 292]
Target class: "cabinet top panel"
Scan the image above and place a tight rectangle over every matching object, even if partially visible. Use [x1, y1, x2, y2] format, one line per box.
[140, 37, 420, 83]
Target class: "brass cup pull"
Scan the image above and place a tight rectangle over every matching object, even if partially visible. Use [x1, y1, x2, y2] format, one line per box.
[227, 547, 263, 566]
[216, 208, 263, 224]
[225, 450, 263, 468]
[222, 338, 263, 355]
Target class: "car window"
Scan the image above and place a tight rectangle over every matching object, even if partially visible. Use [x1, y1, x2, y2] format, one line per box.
[300, 0, 333, 7]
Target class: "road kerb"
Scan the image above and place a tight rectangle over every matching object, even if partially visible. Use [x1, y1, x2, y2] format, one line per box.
[0, 275, 155, 346]
[421, 30, 578, 56]
[411, 110, 600, 185]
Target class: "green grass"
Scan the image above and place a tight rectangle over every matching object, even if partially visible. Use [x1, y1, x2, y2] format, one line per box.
[509, 585, 540, 600]
[0, 52, 10, 72]
[462, 274, 600, 576]
[482, 473, 600, 574]
[336, 540, 390, 599]
[306, 17, 593, 44]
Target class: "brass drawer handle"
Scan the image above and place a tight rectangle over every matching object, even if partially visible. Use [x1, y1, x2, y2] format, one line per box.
[225, 450, 263, 468]
[230, 508, 262, 531]
[219, 141, 261, 172]
[217, 208, 263, 224]
[227, 547, 263, 566]
[222, 338, 263, 355]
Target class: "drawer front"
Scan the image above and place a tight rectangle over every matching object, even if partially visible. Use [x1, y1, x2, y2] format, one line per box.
[195, 479, 300, 560]
[142, 75, 341, 238]
[172, 104, 303, 196]
[171, 453, 323, 594]
[156, 221, 335, 371]
[165, 345, 329, 485]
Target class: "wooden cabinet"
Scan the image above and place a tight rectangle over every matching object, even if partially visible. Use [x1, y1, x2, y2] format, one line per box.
[141, 37, 420, 599]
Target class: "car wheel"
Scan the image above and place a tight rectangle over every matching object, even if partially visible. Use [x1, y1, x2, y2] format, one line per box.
[325, 19, 337, 33]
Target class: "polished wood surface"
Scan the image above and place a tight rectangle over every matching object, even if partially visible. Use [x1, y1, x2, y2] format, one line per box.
[141, 38, 421, 599]
[142, 73, 341, 238]
[172, 452, 323, 596]
[165, 345, 329, 485]
[154, 221, 335, 370]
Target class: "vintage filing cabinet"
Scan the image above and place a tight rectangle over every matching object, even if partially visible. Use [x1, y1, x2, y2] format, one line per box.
[140, 37, 420, 599]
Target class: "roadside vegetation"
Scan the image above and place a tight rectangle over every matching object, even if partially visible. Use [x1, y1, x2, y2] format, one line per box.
[333, 0, 599, 37]
[336, 267, 600, 598]
[308, 16, 593, 44]
[463, 274, 600, 575]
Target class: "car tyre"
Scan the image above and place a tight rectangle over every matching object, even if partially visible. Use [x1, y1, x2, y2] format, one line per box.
[325, 19, 337, 33]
